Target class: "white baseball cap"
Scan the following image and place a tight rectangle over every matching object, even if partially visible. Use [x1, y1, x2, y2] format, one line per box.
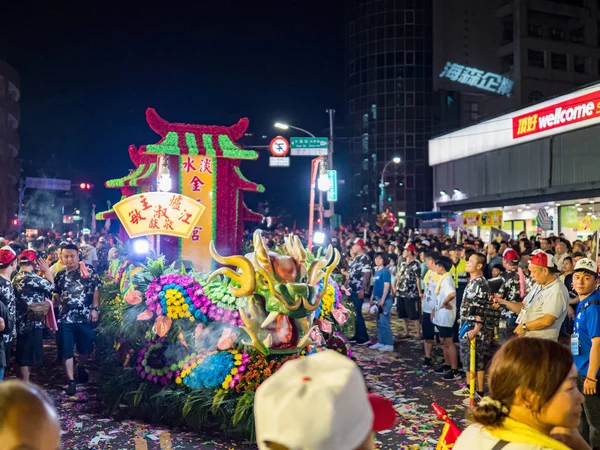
[254, 350, 396, 450]
[574, 258, 598, 276]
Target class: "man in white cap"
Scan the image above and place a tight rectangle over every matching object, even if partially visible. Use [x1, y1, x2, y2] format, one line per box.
[572, 257, 600, 447]
[0, 246, 18, 381]
[254, 350, 396, 450]
[498, 250, 568, 340]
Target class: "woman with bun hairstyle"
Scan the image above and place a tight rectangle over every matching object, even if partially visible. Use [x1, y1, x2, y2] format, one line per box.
[455, 337, 590, 450]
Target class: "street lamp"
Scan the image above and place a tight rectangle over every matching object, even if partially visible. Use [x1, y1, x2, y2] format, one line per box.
[379, 157, 401, 213]
[273, 122, 316, 138]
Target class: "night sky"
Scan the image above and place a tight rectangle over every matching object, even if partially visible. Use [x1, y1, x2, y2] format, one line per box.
[0, 1, 346, 225]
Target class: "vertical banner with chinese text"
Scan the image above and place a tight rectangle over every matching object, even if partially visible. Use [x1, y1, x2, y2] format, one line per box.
[180, 155, 215, 272]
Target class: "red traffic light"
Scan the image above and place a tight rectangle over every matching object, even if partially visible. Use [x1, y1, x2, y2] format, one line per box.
[79, 183, 92, 190]
[316, 218, 322, 224]
[80, 183, 86, 189]
[12, 219, 18, 226]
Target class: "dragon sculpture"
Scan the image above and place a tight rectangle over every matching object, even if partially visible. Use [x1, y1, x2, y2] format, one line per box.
[208, 230, 340, 355]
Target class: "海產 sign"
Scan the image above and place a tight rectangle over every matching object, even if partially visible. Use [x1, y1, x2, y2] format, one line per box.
[114, 192, 206, 239]
[513, 89, 600, 139]
[290, 137, 328, 156]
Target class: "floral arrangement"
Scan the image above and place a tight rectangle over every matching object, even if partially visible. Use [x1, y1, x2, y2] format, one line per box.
[178, 348, 249, 391]
[326, 332, 353, 359]
[135, 338, 192, 386]
[234, 353, 300, 393]
[314, 277, 341, 319]
[145, 274, 208, 323]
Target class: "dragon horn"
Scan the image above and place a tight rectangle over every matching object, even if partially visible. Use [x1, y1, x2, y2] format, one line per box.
[208, 241, 255, 297]
[316, 248, 341, 303]
[293, 235, 307, 263]
[253, 230, 271, 269]
[284, 236, 296, 260]
[308, 244, 333, 285]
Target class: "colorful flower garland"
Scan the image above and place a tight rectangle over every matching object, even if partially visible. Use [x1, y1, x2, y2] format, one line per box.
[177, 349, 249, 391]
[314, 278, 342, 319]
[135, 338, 192, 386]
[145, 274, 208, 323]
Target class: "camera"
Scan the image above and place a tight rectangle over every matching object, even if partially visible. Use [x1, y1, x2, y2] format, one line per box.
[462, 305, 501, 330]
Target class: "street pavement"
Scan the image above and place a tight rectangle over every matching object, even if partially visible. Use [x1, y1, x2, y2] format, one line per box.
[7, 317, 470, 449]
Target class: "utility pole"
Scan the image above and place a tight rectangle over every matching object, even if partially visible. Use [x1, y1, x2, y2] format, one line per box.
[326, 109, 335, 221]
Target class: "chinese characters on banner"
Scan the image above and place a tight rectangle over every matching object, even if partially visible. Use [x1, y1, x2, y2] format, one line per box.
[439, 61, 513, 97]
[113, 192, 205, 239]
[180, 155, 215, 272]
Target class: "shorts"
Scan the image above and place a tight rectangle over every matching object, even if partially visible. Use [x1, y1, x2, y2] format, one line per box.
[421, 313, 435, 340]
[57, 323, 95, 359]
[16, 328, 44, 367]
[437, 326, 454, 339]
[459, 337, 493, 372]
[396, 296, 420, 320]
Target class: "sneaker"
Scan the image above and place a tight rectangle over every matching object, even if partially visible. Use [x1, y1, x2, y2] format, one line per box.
[462, 394, 482, 407]
[356, 339, 371, 346]
[434, 364, 450, 374]
[442, 369, 462, 381]
[423, 357, 433, 367]
[453, 387, 471, 397]
[348, 336, 358, 343]
[77, 365, 89, 384]
[369, 343, 383, 350]
[66, 380, 77, 396]
[380, 345, 394, 352]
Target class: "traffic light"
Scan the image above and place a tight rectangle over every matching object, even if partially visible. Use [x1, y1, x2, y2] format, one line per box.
[79, 183, 92, 190]
[11, 219, 18, 226]
[316, 218, 322, 225]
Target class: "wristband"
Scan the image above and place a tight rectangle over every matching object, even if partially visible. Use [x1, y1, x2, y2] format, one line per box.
[586, 377, 598, 383]
[91, 307, 99, 312]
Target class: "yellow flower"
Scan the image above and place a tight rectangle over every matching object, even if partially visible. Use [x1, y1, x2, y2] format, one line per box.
[234, 354, 242, 361]
[235, 361, 241, 366]
[182, 304, 189, 310]
[225, 375, 233, 383]
[166, 299, 172, 306]
[222, 381, 229, 389]
[231, 368, 238, 375]
[190, 317, 195, 322]
[175, 377, 182, 384]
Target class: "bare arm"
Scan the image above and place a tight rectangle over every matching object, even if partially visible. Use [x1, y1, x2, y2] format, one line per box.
[524, 313, 557, 330]
[498, 298, 524, 314]
[379, 282, 390, 306]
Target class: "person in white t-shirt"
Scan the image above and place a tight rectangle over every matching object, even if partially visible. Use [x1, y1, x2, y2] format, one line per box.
[432, 256, 460, 381]
[421, 251, 440, 367]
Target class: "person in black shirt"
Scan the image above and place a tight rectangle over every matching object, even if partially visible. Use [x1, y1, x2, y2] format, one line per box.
[0, 246, 18, 381]
[347, 239, 372, 345]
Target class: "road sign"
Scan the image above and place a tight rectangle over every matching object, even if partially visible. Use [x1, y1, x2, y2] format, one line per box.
[269, 157, 290, 167]
[269, 136, 290, 157]
[290, 137, 328, 156]
[26, 177, 71, 191]
[326, 170, 337, 202]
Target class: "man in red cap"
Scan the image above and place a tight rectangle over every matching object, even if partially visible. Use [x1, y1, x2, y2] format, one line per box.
[12, 250, 54, 382]
[0, 246, 18, 381]
[498, 251, 568, 341]
[494, 249, 529, 343]
[395, 243, 422, 339]
[348, 238, 372, 346]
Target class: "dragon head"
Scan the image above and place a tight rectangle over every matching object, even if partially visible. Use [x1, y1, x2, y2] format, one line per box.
[208, 230, 340, 354]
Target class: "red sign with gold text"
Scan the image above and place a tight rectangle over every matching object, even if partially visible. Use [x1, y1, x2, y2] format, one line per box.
[513, 89, 600, 139]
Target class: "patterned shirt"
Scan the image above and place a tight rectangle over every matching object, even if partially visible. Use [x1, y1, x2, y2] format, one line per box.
[55, 266, 101, 324]
[396, 260, 421, 298]
[348, 254, 372, 292]
[12, 271, 54, 334]
[0, 277, 16, 343]
[498, 269, 522, 321]
[460, 276, 492, 340]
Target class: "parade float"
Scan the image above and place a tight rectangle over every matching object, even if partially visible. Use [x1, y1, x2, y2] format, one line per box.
[97, 110, 353, 438]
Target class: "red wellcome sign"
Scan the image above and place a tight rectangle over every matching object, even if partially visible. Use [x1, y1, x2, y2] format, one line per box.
[512, 89, 600, 138]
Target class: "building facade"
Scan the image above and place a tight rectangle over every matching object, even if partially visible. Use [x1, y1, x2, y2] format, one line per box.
[434, 0, 600, 129]
[345, 0, 434, 227]
[0, 59, 20, 232]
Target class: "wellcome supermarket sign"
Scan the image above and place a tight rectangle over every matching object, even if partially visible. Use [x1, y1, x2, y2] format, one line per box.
[429, 82, 600, 166]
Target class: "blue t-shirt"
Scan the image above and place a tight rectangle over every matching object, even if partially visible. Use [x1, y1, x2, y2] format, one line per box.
[574, 290, 600, 377]
[372, 267, 392, 300]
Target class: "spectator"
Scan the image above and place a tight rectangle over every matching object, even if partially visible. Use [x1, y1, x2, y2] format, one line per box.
[498, 251, 568, 341]
[449, 245, 468, 341]
[369, 254, 394, 352]
[0, 246, 18, 381]
[54, 243, 101, 395]
[421, 251, 440, 367]
[486, 242, 502, 278]
[79, 235, 98, 268]
[0, 380, 61, 450]
[490, 264, 505, 278]
[454, 253, 492, 405]
[541, 238, 553, 254]
[496, 249, 527, 343]
[254, 350, 396, 450]
[432, 256, 460, 381]
[347, 239, 372, 346]
[96, 236, 110, 274]
[572, 258, 600, 447]
[555, 240, 570, 272]
[395, 244, 422, 340]
[454, 337, 588, 450]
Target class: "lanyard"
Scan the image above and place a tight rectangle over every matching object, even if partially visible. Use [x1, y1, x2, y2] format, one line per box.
[524, 285, 543, 309]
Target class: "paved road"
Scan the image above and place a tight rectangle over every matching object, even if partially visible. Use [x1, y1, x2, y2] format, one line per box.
[7, 318, 469, 449]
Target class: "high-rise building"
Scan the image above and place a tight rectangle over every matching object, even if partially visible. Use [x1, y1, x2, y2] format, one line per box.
[345, 0, 434, 227]
[0, 59, 20, 232]
[434, 0, 600, 128]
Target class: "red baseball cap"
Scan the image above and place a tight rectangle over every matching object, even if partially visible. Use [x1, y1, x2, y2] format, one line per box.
[530, 251, 558, 272]
[18, 250, 37, 263]
[353, 238, 366, 248]
[503, 249, 520, 264]
[404, 244, 416, 253]
[0, 246, 16, 266]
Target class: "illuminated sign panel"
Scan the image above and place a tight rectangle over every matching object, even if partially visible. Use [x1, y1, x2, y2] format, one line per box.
[429, 82, 600, 166]
[439, 61, 513, 97]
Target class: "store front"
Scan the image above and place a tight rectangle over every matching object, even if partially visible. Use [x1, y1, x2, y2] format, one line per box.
[429, 81, 600, 240]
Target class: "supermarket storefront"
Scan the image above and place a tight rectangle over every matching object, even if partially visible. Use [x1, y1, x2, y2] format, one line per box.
[429, 81, 600, 240]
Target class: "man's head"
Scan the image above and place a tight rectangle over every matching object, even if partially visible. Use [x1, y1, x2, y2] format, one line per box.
[528, 251, 558, 285]
[502, 249, 520, 269]
[0, 381, 61, 450]
[402, 244, 416, 260]
[18, 250, 38, 271]
[540, 238, 551, 252]
[499, 240, 508, 255]
[449, 245, 462, 262]
[0, 246, 18, 274]
[561, 256, 574, 274]
[573, 258, 598, 298]
[351, 238, 366, 256]
[572, 252, 587, 265]
[555, 240, 568, 256]
[424, 251, 440, 272]
[60, 243, 80, 271]
[434, 256, 453, 275]
[488, 242, 500, 257]
[254, 350, 395, 450]
[466, 252, 486, 275]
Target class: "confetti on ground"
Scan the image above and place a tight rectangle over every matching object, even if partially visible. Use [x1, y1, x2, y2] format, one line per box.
[5, 316, 469, 448]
